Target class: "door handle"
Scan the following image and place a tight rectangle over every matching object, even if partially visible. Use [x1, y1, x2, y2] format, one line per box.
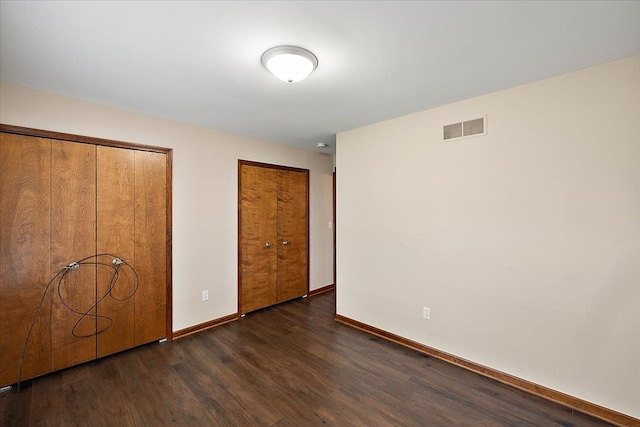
[282, 240, 290, 245]
[263, 242, 272, 249]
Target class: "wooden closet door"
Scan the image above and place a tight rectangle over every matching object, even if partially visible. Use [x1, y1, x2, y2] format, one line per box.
[0, 134, 52, 386]
[50, 140, 97, 370]
[134, 150, 167, 344]
[0, 125, 171, 386]
[239, 164, 278, 313]
[276, 169, 308, 302]
[96, 146, 135, 357]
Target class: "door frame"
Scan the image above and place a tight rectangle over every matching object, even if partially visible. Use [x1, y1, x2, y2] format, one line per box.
[0, 123, 174, 341]
[333, 168, 336, 315]
[237, 160, 310, 315]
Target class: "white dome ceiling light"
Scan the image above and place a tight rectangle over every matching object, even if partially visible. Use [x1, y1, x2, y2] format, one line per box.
[261, 46, 318, 83]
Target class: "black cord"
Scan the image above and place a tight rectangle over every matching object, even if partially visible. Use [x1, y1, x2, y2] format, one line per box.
[11, 254, 140, 426]
[56, 256, 139, 337]
[13, 267, 68, 426]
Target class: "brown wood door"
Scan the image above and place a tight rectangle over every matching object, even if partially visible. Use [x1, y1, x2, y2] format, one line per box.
[134, 150, 167, 344]
[50, 140, 97, 371]
[276, 169, 308, 302]
[0, 125, 172, 387]
[239, 164, 278, 313]
[96, 145, 136, 357]
[239, 161, 308, 314]
[0, 134, 52, 385]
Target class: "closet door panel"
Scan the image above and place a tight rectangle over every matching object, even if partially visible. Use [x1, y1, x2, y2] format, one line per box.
[276, 170, 308, 302]
[0, 134, 51, 386]
[50, 141, 97, 370]
[96, 146, 135, 358]
[134, 150, 167, 344]
[240, 165, 278, 313]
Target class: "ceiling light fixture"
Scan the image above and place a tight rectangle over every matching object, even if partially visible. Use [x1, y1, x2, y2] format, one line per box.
[261, 46, 318, 83]
[316, 143, 328, 148]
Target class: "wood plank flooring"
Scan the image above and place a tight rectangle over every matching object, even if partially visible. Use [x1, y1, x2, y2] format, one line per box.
[1, 291, 613, 426]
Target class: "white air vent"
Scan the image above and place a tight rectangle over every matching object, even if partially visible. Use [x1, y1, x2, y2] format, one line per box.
[443, 116, 486, 141]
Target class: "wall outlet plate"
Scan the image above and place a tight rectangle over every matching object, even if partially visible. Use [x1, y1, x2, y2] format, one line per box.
[423, 307, 431, 320]
[202, 290, 209, 301]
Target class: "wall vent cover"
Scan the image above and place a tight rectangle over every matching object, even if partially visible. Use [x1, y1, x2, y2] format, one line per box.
[443, 116, 486, 141]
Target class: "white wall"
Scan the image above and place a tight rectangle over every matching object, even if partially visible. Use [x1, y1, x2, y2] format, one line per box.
[336, 55, 640, 418]
[0, 82, 335, 332]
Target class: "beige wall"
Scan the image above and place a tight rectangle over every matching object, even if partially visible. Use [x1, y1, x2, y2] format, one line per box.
[336, 55, 640, 418]
[0, 82, 335, 331]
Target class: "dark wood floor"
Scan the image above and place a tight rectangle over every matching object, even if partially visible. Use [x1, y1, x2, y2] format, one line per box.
[1, 291, 612, 426]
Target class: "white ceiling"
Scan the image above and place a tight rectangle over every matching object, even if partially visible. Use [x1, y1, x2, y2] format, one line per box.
[1, 1, 639, 154]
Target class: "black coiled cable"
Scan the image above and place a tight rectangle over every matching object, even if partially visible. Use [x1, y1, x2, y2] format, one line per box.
[11, 254, 139, 426]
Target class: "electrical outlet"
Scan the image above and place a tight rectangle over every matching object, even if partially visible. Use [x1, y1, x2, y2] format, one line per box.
[423, 307, 431, 320]
[202, 290, 209, 301]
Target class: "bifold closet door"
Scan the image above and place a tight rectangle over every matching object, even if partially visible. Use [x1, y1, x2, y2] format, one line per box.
[96, 147, 168, 355]
[240, 165, 278, 313]
[96, 145, 136, 358]
[239, 162, 308, 314]
[50, 140, 97, 371]
[276, 169, 308, 302]
[0, 127, 170, 387]
[0, 134, 52, 385]
[134, 150, 168, 345]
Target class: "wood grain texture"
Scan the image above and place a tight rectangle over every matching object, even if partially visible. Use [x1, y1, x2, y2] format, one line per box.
[0, 124, 171, 154]
[239, 164, 278, 313]
[238, 161, 309, 314]
[334, 313, 637, 427]
[1, 125, 173, 385]
[50, 140, 97, 371]
[276, 169, 309, 302]
[134, 150, 167, 345]
[0, 133, 52, 386]
[96, 146, 135, 357]
[164, 149, 173, 340]
[1, 291, 618, 427]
